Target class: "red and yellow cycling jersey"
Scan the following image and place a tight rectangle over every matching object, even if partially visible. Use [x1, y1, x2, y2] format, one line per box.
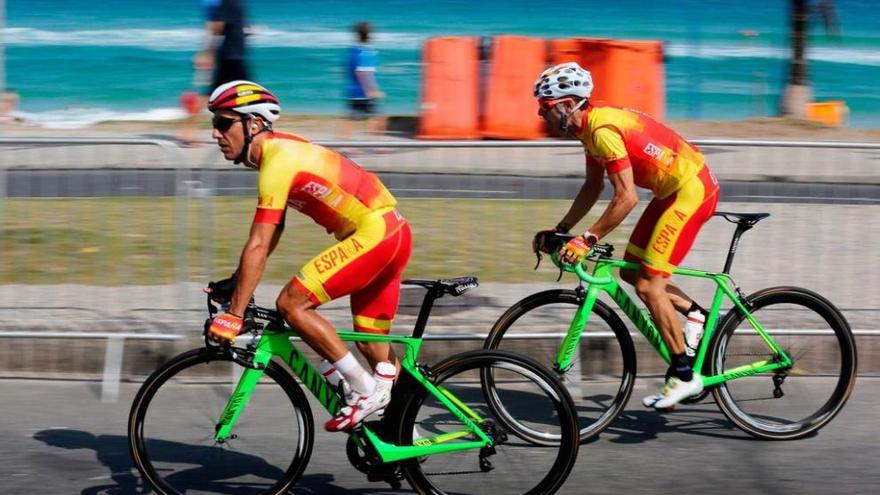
[578, 103, 706, 199]
[253, 132, 397, 239]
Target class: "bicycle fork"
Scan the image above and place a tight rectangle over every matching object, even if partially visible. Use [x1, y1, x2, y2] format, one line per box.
[553, 285, 599, 374]
[214, 347, 272, 443]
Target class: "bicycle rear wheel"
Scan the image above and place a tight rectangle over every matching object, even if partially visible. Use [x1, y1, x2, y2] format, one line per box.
[128, 347, 314, 494]
[709, 287, 857, 440]
[485, 289, 636, 442]
[397, 350, 579, 495]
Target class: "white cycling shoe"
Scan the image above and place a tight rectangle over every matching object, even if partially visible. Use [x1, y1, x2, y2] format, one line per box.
[325, 362, 396, 432]
[642, 375, 704, 410]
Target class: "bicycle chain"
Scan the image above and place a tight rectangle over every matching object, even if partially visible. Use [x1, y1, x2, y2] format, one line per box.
[425, 469, 488, 476]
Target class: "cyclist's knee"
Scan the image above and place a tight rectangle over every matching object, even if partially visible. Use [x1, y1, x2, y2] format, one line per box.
[276, 288, 314, 326]
[633, 274, 665, 301]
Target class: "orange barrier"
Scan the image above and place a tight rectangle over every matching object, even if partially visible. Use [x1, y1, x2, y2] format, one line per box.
[418, 36, 666, 140]
[550, 38, 665, 119]
[548, 38, 583, 67]
[805, 100, 848, 126]
[603, 40, 665, 119]
[481, 35, 548, 139]
[417, 37, 482, 139]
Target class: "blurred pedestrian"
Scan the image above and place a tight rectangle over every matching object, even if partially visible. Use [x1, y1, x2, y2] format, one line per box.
[179, 0, 251, 145]
[339, 21, 386, 139]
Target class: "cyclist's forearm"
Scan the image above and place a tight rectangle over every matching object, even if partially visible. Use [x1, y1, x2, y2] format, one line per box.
[559, 181, 602, 231]
[588, 192, 638, 239]
[229, 243, 269, 316]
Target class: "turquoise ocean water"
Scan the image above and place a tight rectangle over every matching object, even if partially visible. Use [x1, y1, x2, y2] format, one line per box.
[5, 0, 880, 128]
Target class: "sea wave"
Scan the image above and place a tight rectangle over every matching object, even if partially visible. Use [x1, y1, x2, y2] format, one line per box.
[3, 26, 426, 50]
[5, 27, 880, 65]
[667, 42, 880, 66]
[11, 107, 187, 130]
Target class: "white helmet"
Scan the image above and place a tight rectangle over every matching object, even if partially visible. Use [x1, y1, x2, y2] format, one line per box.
[208, 80, 281, 123]
[533, 62, 594, 100]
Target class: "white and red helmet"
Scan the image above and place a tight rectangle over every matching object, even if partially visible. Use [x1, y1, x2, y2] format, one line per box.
[533, 62, 594, 100]
[208, 80, 281, 122]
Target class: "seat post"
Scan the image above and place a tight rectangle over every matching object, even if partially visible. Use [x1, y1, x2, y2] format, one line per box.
[722, 224, 753, 274]
[411, 286, 443, 339]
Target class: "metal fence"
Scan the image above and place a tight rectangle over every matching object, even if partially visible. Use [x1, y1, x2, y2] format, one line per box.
[1, 137, 879, 388]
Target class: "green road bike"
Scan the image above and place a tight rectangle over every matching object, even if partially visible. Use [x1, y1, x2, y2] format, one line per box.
[485, 212, 857, 441]
[128, 277, 579, 495]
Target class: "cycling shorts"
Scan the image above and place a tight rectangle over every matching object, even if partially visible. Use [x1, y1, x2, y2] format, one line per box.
[292, 207, 412, 334]
[624, 165, 719, 277]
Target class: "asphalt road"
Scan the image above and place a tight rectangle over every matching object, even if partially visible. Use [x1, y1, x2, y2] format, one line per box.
[2, 377, 877, 495]
[5, 169, 880, 204]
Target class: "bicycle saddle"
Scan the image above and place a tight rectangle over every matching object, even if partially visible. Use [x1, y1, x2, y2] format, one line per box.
[402, 277, 479, 296]
[714, 211, 770, 226]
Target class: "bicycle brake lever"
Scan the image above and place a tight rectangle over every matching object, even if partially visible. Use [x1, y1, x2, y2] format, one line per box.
[533, 251, 543, 270]
[556, 264, 564, 282]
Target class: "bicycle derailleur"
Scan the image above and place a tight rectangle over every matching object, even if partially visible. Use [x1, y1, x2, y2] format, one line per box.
[477, 419, 508, 472]
[772, 371, 787, 399]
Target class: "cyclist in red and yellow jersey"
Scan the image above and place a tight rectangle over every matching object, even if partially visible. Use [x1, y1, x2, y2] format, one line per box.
[533, 63, 720, 409]
[204, 81, 411, 431]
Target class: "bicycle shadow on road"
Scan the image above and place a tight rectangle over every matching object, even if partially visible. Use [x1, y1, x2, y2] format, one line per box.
[589, 405, 754, 444]
[34, 429, 398, 495]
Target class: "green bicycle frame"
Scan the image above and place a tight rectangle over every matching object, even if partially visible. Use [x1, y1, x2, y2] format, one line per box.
[213, 326, 493, 463]
[554, 255, 792, 387]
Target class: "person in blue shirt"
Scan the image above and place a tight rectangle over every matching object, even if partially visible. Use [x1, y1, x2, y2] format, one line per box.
[180, 0, 251, 145]
[340, 22, 386, 138]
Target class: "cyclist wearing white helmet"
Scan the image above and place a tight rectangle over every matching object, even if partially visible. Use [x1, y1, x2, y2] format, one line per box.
[532, 62, 721, 409]
[206, 80, 412, 432]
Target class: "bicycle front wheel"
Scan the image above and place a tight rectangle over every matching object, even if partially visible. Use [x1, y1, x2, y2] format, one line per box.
[485, 289, 636, 442]
[397, 350, 579, 495]
[709, 287, 857, 440]
[128, 347, 314, 495]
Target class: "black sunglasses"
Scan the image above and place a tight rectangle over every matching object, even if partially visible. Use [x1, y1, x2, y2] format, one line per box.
[212, 115, 242, 132]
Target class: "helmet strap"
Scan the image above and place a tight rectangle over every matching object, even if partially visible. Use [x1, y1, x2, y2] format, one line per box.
[233, 115, 253, 165]
[560, 98, 587, 135]
[234, 116, 271, 167]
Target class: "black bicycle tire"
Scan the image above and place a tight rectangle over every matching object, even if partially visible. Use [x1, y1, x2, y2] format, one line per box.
[485, 289, 636, 443]
[708, 286, 857, 440]
[128, 347, 315, 494]
[396, 349, 580, 495]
